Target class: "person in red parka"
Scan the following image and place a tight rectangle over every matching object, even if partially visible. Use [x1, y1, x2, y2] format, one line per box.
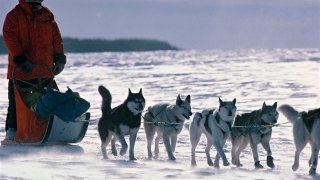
[3, 0, 66, 140]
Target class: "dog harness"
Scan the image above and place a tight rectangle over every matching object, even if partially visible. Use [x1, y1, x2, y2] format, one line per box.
[215, 114, 232, 136]
[259, 120, 272, 135]
[199, 110, 232, 136]
[147, 109, 182, 131]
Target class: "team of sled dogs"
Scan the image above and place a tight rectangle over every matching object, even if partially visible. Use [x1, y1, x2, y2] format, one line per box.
[97, 85, 320, 175]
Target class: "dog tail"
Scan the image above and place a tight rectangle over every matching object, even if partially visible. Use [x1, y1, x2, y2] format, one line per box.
[98, 85, 112, 115]
[278, 104, 299, 123]
[193, 112, 202, 122]
[184, 112, 201, 130]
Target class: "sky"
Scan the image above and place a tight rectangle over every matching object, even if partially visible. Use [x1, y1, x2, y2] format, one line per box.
[0, 0, 320, 50]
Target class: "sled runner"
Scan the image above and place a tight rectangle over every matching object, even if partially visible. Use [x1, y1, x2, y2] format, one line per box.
[1, 65, 90, 145]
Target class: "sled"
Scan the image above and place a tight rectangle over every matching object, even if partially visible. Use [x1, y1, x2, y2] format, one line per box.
[1, 65, 90, 145]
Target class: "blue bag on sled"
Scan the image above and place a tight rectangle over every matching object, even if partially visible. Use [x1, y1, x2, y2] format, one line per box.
[35, 87, 90, 122]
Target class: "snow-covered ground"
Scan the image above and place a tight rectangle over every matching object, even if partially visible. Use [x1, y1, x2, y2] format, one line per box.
[0, 49, 319, 179]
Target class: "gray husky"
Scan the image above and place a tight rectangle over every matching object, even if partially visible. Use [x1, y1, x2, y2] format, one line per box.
[279, 105, 320, 175]
[143, 94, 192, 160]
[189, 98, 237, 168]
[231, 102, 278, 169]
[98, 85, 145, 160]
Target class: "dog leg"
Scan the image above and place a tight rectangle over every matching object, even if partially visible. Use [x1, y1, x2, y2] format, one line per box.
[232, 137, 247, 167]
[231, 139, 238, 166]
[213, 141, 229, 167]
[99, 129, 112, 159]
[111, 136, 117, 156]
[213, 152, 221, 168]
[129, 133, 138, 160]
[292, 124, 308, 171]
[292, 148, 303, 171]
[154, 135, 161, 158]
[309, 144, 319, 175]
[115, 133, 128, 156]
[171, 135, 177, 152]
[308, 152, 314, 167]
[261, 137, 274, 168]
[101, 134, 112, 159]
[163, 134, 176, 160]
[250, 143, 263, 168]
[144, 113, 155, 160]
[309, 119, 320, 175]
[147, 133, 154, 160]
[236, 141, 247, 167]
[205, 138, 214, 166]
[190, 130, 202, 166]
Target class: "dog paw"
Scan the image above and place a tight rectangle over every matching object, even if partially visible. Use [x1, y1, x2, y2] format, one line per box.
[236, 163, 243, 167]
[309, 167, 316, 175]
[213, 163, 220, 169]
[267, 156, 275, 168]
[223, 161, 230, 166]
[112, 149, 118, 156]
[120, 147, 128, 156]
[207, 160, 214, 166]
[102, 151, 108, 159]
[147, 152, 153, 160]
[169, 156, 176, 161]
[154, 152, 159, 158]
[231, 158, 236, 165]
[130, 156, 137, 161]
[254, 161, 264, 169]
[292, 163, 299, 171]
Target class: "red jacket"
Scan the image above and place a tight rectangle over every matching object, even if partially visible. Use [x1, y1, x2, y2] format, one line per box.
[3, 0, 65, 80]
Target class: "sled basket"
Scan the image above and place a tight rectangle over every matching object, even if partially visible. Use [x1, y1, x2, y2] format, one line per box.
[1, 65, 90, 145]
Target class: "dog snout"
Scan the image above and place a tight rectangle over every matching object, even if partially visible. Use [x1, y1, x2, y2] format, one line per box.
[137, 104, 144, 111]
[189, 111, 192, 116]
[273, 119, 277, 123]
[228, 111, 232, 116]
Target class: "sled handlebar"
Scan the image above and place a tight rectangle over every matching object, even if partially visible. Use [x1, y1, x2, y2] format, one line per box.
[12, 64, 55, 92]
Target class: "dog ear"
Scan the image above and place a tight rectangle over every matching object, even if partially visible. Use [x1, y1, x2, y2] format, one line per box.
[233, 98, 236, 105]
[176, 94, 183, 105]
[219, 97, 223, 105]
[128, 88, 132, 95]
[262, 101, 266, 109]
[185, 95, 191, 103]
[139, 88, 142, 94]
[272, 102, 277, 109]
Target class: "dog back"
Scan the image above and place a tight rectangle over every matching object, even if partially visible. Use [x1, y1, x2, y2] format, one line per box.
[145, 103, 174, 123]
[232, 110, 261, 138]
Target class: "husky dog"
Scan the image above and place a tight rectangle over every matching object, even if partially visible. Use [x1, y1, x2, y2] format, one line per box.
[279, 105, 320, 175]
[98, 85, 145, 160]
[231, 102, 278, 169]
[189, 98, 237, 167]
[143, 94, 192, 160]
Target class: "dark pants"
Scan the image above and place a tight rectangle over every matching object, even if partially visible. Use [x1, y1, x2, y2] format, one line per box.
[5, 80, 16, 131]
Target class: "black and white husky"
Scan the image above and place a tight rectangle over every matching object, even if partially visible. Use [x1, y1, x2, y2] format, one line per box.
[279, 105, 320, 175]
[189, 98, 237, 168]
[231, 102, 278, 169]
[143, 95, 192, 160]
[98, 85, 145, 160]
